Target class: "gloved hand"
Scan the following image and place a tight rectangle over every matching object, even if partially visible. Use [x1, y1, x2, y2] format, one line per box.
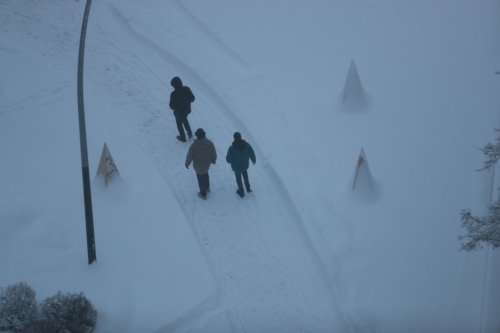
[185, 164, 189, 169]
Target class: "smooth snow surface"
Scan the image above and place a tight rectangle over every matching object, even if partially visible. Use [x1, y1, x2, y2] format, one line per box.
[1, 1, 500, 332]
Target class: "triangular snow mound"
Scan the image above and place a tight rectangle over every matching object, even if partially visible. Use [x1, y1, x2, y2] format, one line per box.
[351, 148, 373, 190]
[349, 148, 380, 203]
[342, 60, 365, 102]
[96, 142, 121, 185]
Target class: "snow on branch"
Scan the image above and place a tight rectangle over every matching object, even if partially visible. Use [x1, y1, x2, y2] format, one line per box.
[459, 199, 500, 251]
[476, 128, 500, 172]
[0, 282, 37, 332]
[459, 128, 500, 251]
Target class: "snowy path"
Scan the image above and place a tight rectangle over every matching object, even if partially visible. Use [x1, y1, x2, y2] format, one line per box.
[85, 2, 350, 332]
[2, 0, 499, 332]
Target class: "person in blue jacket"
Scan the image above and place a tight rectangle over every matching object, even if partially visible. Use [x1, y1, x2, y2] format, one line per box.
[226, 132, 256, 198]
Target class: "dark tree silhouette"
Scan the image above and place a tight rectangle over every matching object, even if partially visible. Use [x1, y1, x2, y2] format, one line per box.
[459, 128, 500, 251]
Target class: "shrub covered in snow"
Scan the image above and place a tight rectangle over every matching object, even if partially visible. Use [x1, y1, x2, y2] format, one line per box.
[0, 282, 37, 332]
[25, 317, 60, 333]
[28, 291, 97, 333]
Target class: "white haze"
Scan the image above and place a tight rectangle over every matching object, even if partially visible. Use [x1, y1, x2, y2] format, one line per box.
[1, 1, 499, 332]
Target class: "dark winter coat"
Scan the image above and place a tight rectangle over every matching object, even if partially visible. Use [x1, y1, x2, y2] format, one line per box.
[186, 138, 217, 175]
[169, 77, 195, 118]
[226, 140, 256, 173]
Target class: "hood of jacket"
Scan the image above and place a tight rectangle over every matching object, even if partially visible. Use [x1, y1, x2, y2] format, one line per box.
[171, 77, 183, 90]
[232, 139, 246, 150]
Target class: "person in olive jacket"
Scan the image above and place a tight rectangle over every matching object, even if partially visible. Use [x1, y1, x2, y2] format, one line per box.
[185, 128, 217, 200]
[226, 132, 256, 198]
[169, 76, 195, 142]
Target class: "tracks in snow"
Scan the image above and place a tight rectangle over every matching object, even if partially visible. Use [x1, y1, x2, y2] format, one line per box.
[90, 2, 351, 332]
[0, 81, 70, 115]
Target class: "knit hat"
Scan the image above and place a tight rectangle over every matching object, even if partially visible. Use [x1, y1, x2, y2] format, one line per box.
[233, 132, 242, 140]
[195, 128, 206, 139]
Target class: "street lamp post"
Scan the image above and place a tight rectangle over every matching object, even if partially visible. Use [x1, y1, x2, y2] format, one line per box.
[77, 0, 97, 265]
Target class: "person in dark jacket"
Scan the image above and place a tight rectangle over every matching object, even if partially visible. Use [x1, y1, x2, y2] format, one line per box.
[169, 76, 195, 142]
[185, 128, 217, 200]
[226, 132, 256, 198]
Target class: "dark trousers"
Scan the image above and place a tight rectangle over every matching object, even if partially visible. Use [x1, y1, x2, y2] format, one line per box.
[235, 171, 251, 193]
[175, 115, 192, 140]
[196, 173, 210, 197]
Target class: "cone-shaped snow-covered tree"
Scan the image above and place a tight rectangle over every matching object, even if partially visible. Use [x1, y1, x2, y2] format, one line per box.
[342, 60, 365, 103]
[96, 142, 120, 185]
[350, 148, 380, 203]
[351, 148, 374, 190]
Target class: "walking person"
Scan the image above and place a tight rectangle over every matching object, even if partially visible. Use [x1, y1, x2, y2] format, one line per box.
[226, 132, 256, 198]
[185, 128, 217, 200]
[169, 76, 195, 142]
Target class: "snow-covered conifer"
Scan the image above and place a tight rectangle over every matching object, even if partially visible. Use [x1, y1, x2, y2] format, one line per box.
[342, 60, 365, 102]
[351, 148, 373, 190]
[96, 142, 121, 186]
[0, 282, 37, 332]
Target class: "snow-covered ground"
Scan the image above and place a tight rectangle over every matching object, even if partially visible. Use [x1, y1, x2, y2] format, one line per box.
[1, 1, 499, 332]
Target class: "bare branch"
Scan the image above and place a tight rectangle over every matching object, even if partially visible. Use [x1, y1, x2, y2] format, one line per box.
[459, 201, 500, 251]
[476, 128, 500, 171]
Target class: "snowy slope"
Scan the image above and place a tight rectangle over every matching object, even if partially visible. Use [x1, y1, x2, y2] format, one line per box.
[1, 1, 500, 332]
[0, 8, 215, 332]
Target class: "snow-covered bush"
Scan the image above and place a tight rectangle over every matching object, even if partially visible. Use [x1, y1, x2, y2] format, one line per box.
[0, 282, 37, 332]
[28, 291, 97, 333]
[25, 317, 60, 333]
[459, 127, 500, 251]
